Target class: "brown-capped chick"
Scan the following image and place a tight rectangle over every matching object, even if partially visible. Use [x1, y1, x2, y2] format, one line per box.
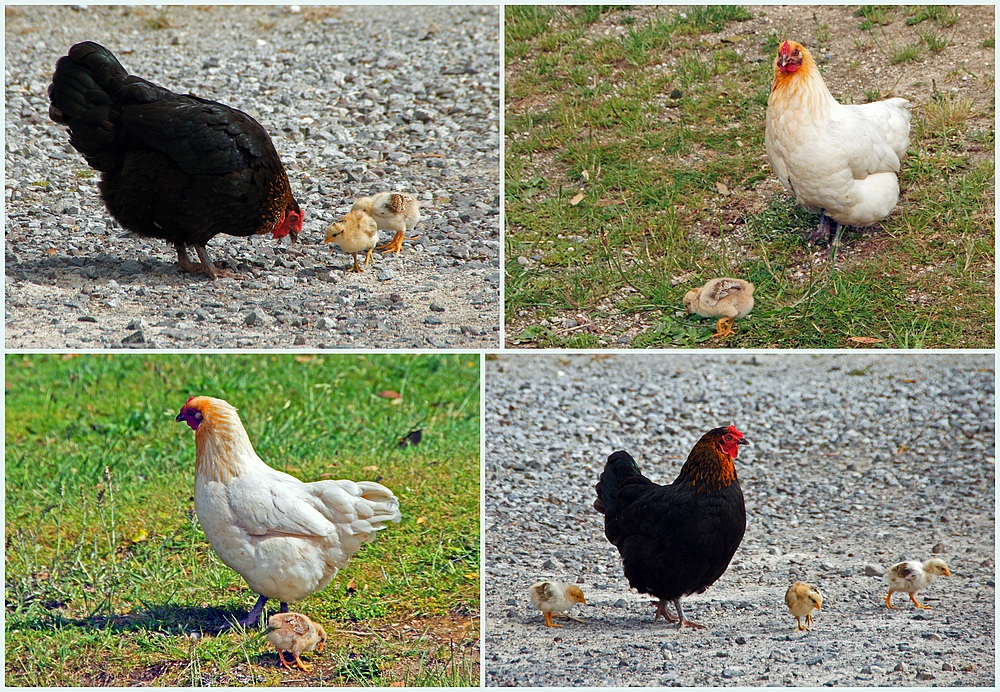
[352, 192, 420, 255]
[784, 582, 822, 631]
[683, 278, 755, 338]
[267, 612, 327, 672]
[529, 581, 586, 627]
[325, 209, 379, 273]
[885, 558, 951, 609]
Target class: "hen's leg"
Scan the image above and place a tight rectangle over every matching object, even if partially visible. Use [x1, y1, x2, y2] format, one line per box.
[809, 213, 837, 245]
[673, 598, 704, 630]
[293, 653, 314, 672]
[909, 592, 932, 609]
[884, 590, 898, 609]
[349, 253, 364, 273]
[238, 594, 269, 627]
[652, 600, 678, 622]
[543, 611, 562, 627]
[377, 230, 406, 254]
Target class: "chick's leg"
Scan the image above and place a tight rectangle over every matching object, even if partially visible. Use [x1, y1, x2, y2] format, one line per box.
[350, 253, 364, 273]
[277, 651, 294, 671]
[794, 616, 805, 631]
[885, 590, 898, 609]
[293, 653, 314, 672]
[909, 592, 932, 609]
[712, 317, 735, 339]
[377, 229, 406, 254]
[364, 246, 374, 266]
[543, 611, 562, 628]
[805, 613, 814, 630]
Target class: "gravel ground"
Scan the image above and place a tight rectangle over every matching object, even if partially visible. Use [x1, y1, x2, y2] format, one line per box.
[485, 353, 995, 686]
[5, 5, 500, 349]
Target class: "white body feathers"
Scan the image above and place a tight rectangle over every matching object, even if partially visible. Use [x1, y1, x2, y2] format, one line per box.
[191, 397, 401, 604]
[765, 44, 912, 227]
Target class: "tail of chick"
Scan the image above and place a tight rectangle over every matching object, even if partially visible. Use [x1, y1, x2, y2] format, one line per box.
[48, 41, 131, 171]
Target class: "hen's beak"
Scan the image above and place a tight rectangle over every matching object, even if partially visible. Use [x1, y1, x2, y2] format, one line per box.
[737, 437, 749, 446]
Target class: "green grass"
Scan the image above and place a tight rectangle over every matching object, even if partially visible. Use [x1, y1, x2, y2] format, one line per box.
[5, 354, 480, 686]
[505, 5, 994, 348]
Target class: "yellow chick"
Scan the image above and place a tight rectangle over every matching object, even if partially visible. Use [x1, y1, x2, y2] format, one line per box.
[784, 582, 822, 631]
[885, 558, 951, 610]
[529, 581, 586, 628]
[325, 209, 379, 272]
[683, 278, 755, 338]
[352, 192, 420, 255]
[267, 612, 327, 672]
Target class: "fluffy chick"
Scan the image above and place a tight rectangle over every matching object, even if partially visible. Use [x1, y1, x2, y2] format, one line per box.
[529, 581, 586, 627]
[352, 192, 420, 254]
[683, 278, 755, 338]
[785, 582, 822, 631]
[325, 209, 379, 272]
[267, 612, 326, 672]
[885, 558, 951, 609]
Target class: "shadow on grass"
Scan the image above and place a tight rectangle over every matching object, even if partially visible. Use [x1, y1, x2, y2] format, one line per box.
[10, 603, 257, 636]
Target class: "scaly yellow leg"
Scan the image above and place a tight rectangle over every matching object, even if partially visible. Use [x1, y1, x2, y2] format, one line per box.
[543, 611, 562, 628]
[293, 653, 314, 672]
[365, 246, 374, 265]
[885, 590, 898, 609]
[712, 317, 735, 338]
[377, 230, 405, 254]
[909, 592, 932, 609]
[349, 254, 364, 273]
[277, 650, 295, 670]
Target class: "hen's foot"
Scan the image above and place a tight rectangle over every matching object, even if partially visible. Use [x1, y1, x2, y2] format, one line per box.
[809, 214, 838, 245]
[234, 594, 269, 628]
[652, 600, 678, 623]
[175, 243, 237, 280]
[377, 231, 405, 254]
[677, 619, 705, 630]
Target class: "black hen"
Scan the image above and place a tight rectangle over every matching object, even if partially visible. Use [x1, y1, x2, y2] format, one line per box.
[48, 41, 303, 280]
[594, 426, 747, 628]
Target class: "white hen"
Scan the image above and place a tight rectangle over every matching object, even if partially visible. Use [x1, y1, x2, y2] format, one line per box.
[352, 192, 420, 255]
[765, 40, 912, 246]
[176, 396, 401, 627]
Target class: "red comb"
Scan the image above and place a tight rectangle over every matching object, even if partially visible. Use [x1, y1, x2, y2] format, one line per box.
[726, 425, 743, 437]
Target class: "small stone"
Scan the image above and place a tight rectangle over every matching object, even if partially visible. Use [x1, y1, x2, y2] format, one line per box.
[722, 667, 744, 679]
[612, 598, 627, 608]
[293, 335, 306, 345]
[542, 558, 557, 570]
[864, 564, 884, 577]
[921, 633, 943, 641]
[893, 662, 908, 673]
[429, 302, 446, 312]
[244, 309, 267, 326]
[932, 542, 948, 554]
[77, 315, 97, 322]
[735, 636, 747, 645]
[424, 315, 443, 325]
[278, 276, 296, 290]
[806, 656, 823, 666]
[942, 663, 955, 671]
[916, 671, 935, 681]
[377, 270, 395, 281]
[122, 330, 146, 344]
[316, 317, 336, 330]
